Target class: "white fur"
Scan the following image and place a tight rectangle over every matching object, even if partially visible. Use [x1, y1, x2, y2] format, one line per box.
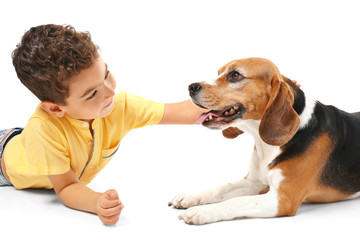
[169, 119, 285, 224]
[206, 78, 218, 86]
[298, 94, 316, 129]
[347, 192, 360, 200]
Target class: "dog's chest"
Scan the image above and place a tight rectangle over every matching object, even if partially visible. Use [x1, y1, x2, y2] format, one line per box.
[254, 142, 281, 185]
[234, 119, 282, 184]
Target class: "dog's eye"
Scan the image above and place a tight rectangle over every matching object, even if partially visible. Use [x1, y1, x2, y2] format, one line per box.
[228, 71, 244, 82]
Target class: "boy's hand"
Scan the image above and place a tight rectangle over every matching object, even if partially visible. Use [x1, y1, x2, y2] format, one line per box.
[292, 80, 301, 87]
[96, 189, 124, 225]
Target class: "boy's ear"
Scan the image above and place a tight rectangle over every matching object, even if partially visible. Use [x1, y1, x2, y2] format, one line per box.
[41, 101, 66, 118]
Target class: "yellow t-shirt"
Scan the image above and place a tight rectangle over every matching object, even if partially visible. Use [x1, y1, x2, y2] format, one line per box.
[4, 91, 164, 189]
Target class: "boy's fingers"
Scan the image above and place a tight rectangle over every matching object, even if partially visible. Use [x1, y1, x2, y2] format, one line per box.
[105, 189, 119, 200]
[99, 197, 122, 209]
[100, 204, 124, 217]
[291, 80, 301, 88]
[101, 213, 120, 225]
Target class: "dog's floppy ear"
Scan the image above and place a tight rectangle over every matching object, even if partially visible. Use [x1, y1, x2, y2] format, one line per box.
[259, 75, 300, 146]
[218, 60, 236, 76]
[222, 127, 244, 139]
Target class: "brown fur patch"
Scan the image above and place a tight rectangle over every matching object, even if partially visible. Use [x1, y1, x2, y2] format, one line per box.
[305, 186, 350, 203]
[273, 133, 347, 216]
[259, 186, 270, 195]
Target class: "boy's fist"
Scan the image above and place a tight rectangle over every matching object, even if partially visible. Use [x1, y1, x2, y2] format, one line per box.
[96, 189, 124, 225]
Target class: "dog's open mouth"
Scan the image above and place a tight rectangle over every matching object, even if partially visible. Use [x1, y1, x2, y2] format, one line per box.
[196, 103, 246, 126]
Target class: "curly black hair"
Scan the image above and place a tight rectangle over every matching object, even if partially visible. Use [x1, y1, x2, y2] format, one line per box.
[12, 24, 99, 105]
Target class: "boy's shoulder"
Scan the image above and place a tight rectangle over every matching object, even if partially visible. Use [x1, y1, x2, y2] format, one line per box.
[29, 104, 61, 125]
[23, 104, 67, 139]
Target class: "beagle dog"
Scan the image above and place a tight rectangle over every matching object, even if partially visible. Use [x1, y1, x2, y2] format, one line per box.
[168, 57, 360, 225]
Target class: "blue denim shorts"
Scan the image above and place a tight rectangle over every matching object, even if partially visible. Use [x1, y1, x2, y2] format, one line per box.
[0, 128, 23, 186]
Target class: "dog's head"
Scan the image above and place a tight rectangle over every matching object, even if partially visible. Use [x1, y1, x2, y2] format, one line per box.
[189, 57, 300, 146]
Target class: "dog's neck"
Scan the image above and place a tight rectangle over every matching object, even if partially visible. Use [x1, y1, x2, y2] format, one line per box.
[232, 79, 316, 160]
[228, 80, 317, 180]
[235, 79, 315, 138]
[232, 119, 280, 162]
[285, 79, 316, 129]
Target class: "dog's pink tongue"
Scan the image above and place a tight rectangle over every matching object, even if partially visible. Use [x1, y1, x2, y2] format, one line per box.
[196, 111, 220, 125]
[196, 113, 208, 125]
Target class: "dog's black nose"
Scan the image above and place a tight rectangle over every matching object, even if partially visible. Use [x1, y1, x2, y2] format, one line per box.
[189, 83, 202, 94]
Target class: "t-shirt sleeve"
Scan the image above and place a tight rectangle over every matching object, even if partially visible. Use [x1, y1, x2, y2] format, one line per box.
[23, 118, 70, 175]
[122, 91, 165, 130]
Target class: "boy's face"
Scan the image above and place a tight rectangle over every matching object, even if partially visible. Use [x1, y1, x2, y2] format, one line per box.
[55, 56, 116, 122]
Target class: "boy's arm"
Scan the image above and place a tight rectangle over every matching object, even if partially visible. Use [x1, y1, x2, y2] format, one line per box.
[160, 100, 206, 124]
[48, 169, 124, 225]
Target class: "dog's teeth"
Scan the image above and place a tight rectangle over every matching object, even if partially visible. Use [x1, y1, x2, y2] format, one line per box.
[208, 115, 213, 120]
[224, 106, 240, 117]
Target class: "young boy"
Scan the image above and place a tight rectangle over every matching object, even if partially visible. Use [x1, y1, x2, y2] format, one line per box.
[0, 24, 205, 225]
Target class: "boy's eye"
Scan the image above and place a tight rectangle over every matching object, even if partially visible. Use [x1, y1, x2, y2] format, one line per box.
[87, 90, 97, 100]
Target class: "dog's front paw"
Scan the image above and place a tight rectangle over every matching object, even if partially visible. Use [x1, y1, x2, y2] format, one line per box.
[178, 206, 217, 225]
[169, 193, 208, 209]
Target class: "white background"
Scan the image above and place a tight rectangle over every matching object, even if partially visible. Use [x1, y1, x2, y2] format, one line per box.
[1, 0, 360, 239]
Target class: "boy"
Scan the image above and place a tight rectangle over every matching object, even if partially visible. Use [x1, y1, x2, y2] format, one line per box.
[0, 24, 205, 225]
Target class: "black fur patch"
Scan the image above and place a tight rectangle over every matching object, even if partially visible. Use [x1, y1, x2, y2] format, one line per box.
[320, 109, 360, 193]
[270, 82, 360, 194]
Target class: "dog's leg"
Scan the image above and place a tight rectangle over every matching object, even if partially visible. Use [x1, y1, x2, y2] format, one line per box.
[169, 178, 267, 209]
[178, 169, 289, 225]
[169, 149, 266, 209]
[178, 189, 279, 225]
